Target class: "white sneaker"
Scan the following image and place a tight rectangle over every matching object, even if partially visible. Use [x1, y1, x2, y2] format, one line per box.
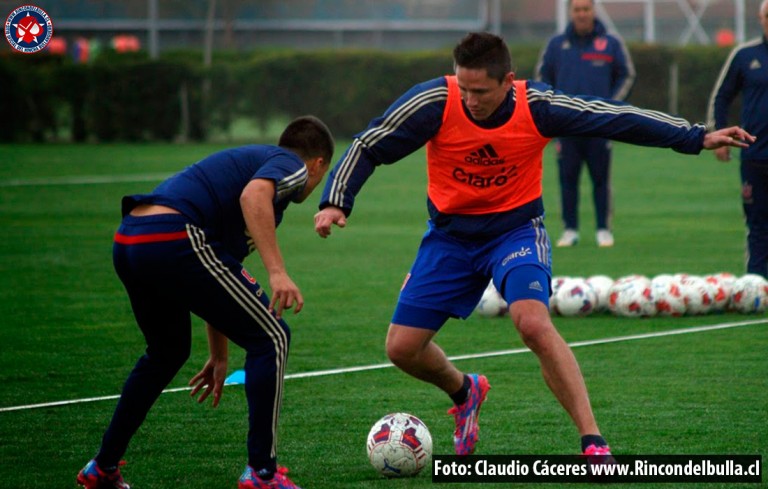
[556, 229, 579, 247]
[596, 229, 614, 247]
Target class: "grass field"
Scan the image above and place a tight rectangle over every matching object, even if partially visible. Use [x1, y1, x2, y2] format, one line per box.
[0, 141, 765, 489]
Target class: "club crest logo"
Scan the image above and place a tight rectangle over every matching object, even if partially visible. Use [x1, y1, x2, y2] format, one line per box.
[593, 37, 607, 51]
[5, 5, 53, 53]
[241, 268, 257, 285]
[742, 182, 753, 203]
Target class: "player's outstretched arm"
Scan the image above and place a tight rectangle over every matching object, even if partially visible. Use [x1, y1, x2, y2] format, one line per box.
[314, 206, 347, 238]
[703, 126, 755, 150]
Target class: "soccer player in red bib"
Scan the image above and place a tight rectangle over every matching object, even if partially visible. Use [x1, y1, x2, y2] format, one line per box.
[77, 116, 334, 489]
[314, 32, 753, 457]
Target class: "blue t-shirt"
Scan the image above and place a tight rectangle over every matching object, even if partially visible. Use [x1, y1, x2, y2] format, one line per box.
[124, 145, 308, 261]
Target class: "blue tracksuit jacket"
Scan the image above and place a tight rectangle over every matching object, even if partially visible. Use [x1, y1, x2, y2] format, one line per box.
[535, 19, 635, 101]
[708, 35, 768, 162]
[707, 35, 768, 277]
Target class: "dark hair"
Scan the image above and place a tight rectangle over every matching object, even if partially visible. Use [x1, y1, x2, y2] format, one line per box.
[452, 32, 512, 82]
[278, 115, 335, 165]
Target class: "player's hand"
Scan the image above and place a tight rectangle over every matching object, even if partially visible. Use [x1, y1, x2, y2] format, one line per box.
[189, 356, 228, 408]
[268, 271, 303, 318]
[703, 126, 755, 150]
[314, 206, 347, 238]
[714, 146, 731, 162]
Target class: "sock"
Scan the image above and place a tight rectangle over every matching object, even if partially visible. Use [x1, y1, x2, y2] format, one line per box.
[581, 434, 608, 452]
[449, 374, 471, 405]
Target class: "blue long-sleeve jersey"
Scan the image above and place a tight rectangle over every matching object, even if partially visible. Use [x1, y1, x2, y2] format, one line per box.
[707, 36, 768, 162]
[535, 19, 635, 101]
[124, 145, 308, 261]
[319, 77, 707, 238]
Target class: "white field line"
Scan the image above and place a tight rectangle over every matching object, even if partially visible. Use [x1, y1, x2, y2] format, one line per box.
[0, 173, 170, 187]
[1, 318, 766, 413]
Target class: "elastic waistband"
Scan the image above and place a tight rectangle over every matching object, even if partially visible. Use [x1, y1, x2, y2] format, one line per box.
[115, 213, 192, 245]
[114, 230, 189, 245]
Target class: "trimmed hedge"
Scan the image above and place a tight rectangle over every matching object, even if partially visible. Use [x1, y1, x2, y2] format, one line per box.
[0, 44, 735, 143]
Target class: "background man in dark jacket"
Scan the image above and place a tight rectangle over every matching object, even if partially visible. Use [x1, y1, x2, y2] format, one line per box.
[536, 0, 635, 248]
[708, 0, 768, 278]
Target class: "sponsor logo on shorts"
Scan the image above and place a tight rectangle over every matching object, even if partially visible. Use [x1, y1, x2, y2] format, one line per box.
[528, 280, 544, 292]
[502, 246, 532, 266]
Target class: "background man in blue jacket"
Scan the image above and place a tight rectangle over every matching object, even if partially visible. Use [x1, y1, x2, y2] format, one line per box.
[708, 0, 768, 279]
[536, 0, 635, 248]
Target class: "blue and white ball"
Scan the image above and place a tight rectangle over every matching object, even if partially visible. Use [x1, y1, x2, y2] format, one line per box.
[553, 277, 597, 316]
[474, 281, 507, 317]
[586, 275, 614, 313]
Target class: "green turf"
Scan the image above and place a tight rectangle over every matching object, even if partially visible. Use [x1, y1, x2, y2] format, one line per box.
[0, 142, 765, 488]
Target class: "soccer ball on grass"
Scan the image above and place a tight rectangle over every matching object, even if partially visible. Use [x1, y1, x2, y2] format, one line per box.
[586, 275, 614, 313]
[704, 273, 735, 313]
[651, 274, 686, 317]
[474, 281, 508, 317]
[730, 274, 768, 313]
[678, 275, 717, 315]
[608, 275, 656, 317]
[553, 277, 597, 316]
[366, 412, 433, 477]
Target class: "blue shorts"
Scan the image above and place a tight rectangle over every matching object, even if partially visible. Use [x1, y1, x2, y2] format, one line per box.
[392, 218, 553, 330]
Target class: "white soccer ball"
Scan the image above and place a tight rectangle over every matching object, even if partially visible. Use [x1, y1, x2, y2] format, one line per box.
[729, 274, 768, 313]
[553, 277, 597, 316]
[678, 275, 717, 315]
[608, 275, 656, 317]
[366, 412, 433, 478]
[474, 281, 507, 317]
[651, 274, 686, 317]
[549, 276, 570, 314]
[586, 275, 614, 313]
[704, 273, 735, 313]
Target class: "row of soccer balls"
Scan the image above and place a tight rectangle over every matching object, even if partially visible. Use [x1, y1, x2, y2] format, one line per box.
[475, 273, 768, 318]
